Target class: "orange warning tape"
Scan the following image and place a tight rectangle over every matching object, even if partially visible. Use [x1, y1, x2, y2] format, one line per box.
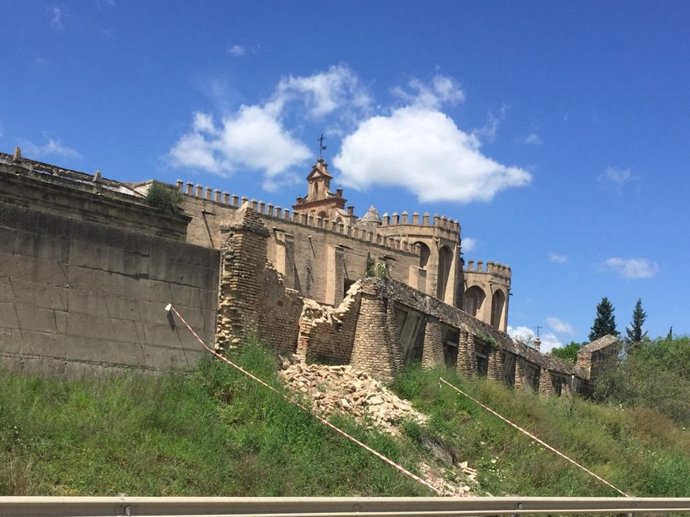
[166, 304, 442, 495]
[439, 377, 630, 497]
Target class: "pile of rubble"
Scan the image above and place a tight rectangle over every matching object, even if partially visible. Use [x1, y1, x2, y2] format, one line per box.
[279, 356, 427, 435]
[278, 356, 478, 496]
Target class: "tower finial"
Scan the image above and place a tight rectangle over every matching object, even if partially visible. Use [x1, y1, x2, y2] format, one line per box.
[317, 134, 327, 159]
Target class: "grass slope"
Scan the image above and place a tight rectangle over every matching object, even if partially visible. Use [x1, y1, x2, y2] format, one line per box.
[393, 366, 690, 497]
[0, 346, 423, 496]
[1, 344, 688, 497]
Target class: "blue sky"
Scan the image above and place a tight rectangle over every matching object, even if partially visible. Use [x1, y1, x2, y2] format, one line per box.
[2, 1, 689, 350]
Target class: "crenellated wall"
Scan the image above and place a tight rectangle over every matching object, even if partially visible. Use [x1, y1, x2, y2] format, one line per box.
[463, 259, 512, 332]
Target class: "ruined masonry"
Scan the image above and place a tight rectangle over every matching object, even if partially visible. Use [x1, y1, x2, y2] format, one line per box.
[0, 149, 618, 394]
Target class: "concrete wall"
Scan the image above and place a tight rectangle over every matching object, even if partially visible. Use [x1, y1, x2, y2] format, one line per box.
[0, 202, 219, 377]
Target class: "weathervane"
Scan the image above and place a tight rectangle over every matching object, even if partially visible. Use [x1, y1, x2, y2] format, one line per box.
[317, 134, 327, 159]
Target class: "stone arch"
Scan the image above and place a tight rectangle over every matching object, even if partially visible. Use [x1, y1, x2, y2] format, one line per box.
[415, 241, 431, 269]
[490, 289, 506, 329]
[317, 210, 328, 219]
[437, 245, 453, 300]
[463, 285, 486, 318]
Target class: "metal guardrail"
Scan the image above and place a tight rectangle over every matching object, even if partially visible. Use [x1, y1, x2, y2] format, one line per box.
[2, 497, 690, 517]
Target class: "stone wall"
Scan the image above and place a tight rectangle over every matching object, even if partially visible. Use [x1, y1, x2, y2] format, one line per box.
[216, 204, 304, 356]
[182, 193, 420, 307]
[294, 276, 590, 395]
[1, 152, 190, 241]
[296, 286, 362, 364]
[0, 202, 219, 377]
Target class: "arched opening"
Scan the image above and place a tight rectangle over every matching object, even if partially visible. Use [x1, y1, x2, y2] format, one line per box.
[317, 210, 328, 219]
[490, 289, 506, 329]
[437, 245, 453, 300]
[463, 286, 486, 318]
[415, 241, 431, 269]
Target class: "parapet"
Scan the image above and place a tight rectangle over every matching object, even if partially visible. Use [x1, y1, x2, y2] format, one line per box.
[379, 211, 460, 235]
[464, 259, 512, 278]
[176, 179, 418, 255]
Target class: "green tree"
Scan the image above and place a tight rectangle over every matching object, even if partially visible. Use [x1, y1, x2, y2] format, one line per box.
[588, 296, 618, 342]
[550, 341, 582, 363]
[146, 181, 183, 215]
[625, 298, 647, 348]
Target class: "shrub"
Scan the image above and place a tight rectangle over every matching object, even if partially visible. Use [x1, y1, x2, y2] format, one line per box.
[145, 181, 183, 215]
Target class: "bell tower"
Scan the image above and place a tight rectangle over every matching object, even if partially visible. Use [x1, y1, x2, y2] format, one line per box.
[293, 158, 354, 224]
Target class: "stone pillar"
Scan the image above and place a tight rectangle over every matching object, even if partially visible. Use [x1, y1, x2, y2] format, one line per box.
[216, 204, 270, 350]
[351, 280, 400, 381]
[539, 368, 556, 396]
[457, 329, 476, 378]
[487, 348, 504, 382]
[421, 317, 444, 368]
[514, 358, 526, 391]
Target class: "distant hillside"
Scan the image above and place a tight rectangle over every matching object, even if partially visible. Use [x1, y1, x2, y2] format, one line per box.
[1, 343, 688, 497]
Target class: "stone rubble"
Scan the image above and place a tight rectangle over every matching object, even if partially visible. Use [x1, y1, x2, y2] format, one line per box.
[279, 355, 427, 435]
[279, 355, 478, 496]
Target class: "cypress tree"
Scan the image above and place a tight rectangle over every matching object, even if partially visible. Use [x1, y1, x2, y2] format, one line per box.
[589, 297, 619, 342]
[625, 298, 647, 347]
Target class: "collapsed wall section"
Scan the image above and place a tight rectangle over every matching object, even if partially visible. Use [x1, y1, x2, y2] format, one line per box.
[0, 202, 219, 377]
[216, 204, 303, 355]
[294, 276, 590, 395]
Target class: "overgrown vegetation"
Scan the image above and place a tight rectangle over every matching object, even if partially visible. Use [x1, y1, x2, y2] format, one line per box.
[550, 341, 582, 363]
[392, 365, 690, 497]
[0, 345, 422, 496]
[594, 336, 690, 425]
[145, 181, 183, 215]
[1, 343, 688, 497]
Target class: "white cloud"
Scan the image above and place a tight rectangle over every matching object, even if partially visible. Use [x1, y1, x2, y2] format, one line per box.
[170, 66, 373, 182]
[600, 166, 639, 190]
[508, 326, 563, 353]
[169, 106, 310, 176]
[170, 68, 531, 199]
[275, 65, 371, 118]
[227, 44, 246, 57]
[472, 104, 507, 144]
[548, 252, 568, 264]
[508, 325, 536, 344]
[462, 237, 477, 253]
[391, 75, 464, 109]
[48, 7, 64, 31]
[546, 317, 575, 335]
[603, 257, 659, 279]
[524, 133, 542, 145]
[334, 105, 532, 203]
[20, 138, 81, 160]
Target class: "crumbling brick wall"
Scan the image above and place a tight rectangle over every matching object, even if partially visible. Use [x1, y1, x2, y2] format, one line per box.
[216, 204, 303, 355]
[296, 284, 362, 364]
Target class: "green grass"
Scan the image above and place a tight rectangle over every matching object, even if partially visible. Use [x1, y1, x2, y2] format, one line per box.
[392, 365, 690, 497]
[0, 345, 424, 496]
[2, 347, 689, 497]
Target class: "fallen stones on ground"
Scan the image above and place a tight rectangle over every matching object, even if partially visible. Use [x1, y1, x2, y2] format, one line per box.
[279, 356, 426, 436]
[278, 355, 478, 496]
